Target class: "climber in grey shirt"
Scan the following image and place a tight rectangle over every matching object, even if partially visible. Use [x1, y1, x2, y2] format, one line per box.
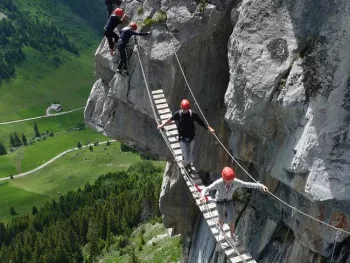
[201, 167, 268, 242]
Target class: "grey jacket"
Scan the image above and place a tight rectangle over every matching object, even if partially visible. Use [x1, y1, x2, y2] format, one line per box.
[202, 178, 263, 201]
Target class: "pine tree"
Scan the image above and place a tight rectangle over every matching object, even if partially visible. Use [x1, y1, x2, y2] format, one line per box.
[77, 142, 82, 148]
[89, 145, 93, 152]
[13, 132, 22, 147]
[21, 133, 28, 145]
[10, 134, 15, 147]
[127, 246, 141, 263]
[87, 220, 100, 262]
[32, 206, 38, 215]
[34, 123, 40, 137]
[0, 143, 6, 155]
[9, 207, 17, 216]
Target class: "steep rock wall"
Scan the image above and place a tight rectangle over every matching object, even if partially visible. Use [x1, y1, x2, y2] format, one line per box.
[84, 0, 350, 262]
[225, 0, 350, 261]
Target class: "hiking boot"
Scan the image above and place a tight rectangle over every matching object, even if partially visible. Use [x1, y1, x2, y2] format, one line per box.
[190, 164, 197, 173]
[231, 235, 240, 245]
[185, 164, 192, 173]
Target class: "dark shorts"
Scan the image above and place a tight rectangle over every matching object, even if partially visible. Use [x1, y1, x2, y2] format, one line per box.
[216, 199, 235, 224]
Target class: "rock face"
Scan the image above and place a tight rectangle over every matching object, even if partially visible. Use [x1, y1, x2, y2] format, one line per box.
[0, 12, 7, 20]
[85, 0, 350, 262]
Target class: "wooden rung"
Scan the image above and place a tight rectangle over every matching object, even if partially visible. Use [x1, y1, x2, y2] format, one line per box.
[160, 113, 172, 120]
[203, 210, 218, 220]
[168, 136, 177, 143]
[198, 202, 216, 211]
[153, 94, 165, 99]
[173, 149, 182, 156]
[158, 108, 171, 114]
[229, 253, 252, 263]
[215, 233, 226, 242]
[165, 124, 177, 131]
[212, 228, 230, 237]
[171, 142, 181, 149]
[188, 186, 197, 193]
[207, 218, 220, 227]
[155, 98, 167, 104]
[186, 180, 202, 189]
[156, 103, 169, 110]
[226, 248, 238, 257]
[152, 89, 163, 95]
[175, 156, 182, 163]
[165, 131, 178, 138]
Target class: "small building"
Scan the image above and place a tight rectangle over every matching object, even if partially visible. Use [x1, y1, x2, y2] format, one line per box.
[49, 104, 62, 112]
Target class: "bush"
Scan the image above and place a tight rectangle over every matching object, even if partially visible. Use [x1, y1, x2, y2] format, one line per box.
[9, 207, 17, 216]
[77, 141, 82, 148]
[154, 10, 167, 23]
[0, 143, 7, 155]
[198, 0, 208, 12]
[76, 123, 86, 130]
[137, 6, 144, 15]
[120, 144, 137, 153]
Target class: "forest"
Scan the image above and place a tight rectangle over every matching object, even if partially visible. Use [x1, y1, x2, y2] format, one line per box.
[0, 161, 163, 263]
[0, 0, 105, 83]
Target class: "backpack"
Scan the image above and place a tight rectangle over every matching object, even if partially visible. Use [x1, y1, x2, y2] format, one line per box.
[178, 110, 195, 141]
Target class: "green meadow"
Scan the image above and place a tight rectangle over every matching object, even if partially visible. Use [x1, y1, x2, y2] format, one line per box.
[0, 47, 97, 123]
[0, 127, 109, 178]
[0, 143, 165, 223]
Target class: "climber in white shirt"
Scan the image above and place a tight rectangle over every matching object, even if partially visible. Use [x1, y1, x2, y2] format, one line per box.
[201, 167, 268, 243]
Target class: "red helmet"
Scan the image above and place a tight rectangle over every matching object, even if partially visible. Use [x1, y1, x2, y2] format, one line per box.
[130, 22, 137, 30]
[113, 8, 123, 16]
[180, 99, 190, 110]
[222, 167, 235, 180]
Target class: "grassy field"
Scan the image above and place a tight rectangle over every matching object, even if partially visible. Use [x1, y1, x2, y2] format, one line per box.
[99, 223, 183, 263]
[0, 143, 165, 222]
[0, 47, 97, 123]
[0, 127, 109, 178]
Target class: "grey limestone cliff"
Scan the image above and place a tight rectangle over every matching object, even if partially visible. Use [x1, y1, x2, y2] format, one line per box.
[85, 0, 350, 262]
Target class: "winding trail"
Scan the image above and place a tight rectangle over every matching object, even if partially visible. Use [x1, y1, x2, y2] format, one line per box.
[0, 107, 85, 126]
[0, 140, 116, 181]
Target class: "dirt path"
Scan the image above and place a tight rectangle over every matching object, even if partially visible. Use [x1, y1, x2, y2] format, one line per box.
[0, 140, 116, 181]
[0, 107, 85, 126]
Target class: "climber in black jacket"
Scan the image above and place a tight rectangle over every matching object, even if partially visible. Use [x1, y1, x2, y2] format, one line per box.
[116, 22, 150, 74]
[104, 0, 123, 18]
[104, 8, 125, 56]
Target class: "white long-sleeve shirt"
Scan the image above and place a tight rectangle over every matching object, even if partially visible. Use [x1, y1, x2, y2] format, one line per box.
[202, 178, 264, 201]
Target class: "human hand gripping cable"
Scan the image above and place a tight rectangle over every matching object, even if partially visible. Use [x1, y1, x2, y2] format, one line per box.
[260, 185, 268, 193]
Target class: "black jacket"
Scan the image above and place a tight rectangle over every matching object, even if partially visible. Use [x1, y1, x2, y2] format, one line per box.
[104, 15, 122, 33]
[171, 110, 207, 140]
[119, 27, 148, 44]
[104, 0, 122, 5]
